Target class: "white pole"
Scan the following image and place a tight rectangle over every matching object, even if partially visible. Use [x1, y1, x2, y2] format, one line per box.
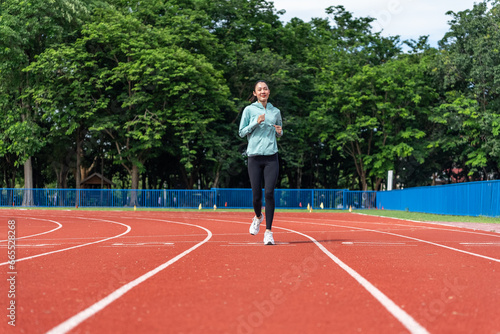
[387, 170, 394, 191]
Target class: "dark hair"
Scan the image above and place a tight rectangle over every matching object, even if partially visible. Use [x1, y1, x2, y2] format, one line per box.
[247, 80, 269, 102]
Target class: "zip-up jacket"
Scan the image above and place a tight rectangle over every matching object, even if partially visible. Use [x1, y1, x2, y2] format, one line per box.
[239, 101, 283, 156]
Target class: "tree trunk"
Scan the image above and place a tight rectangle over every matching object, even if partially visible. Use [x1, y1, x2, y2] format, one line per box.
[75, 129, 82, 207]
[296, 166, 302, 189]
[53, 163, 70, 189]
[211, 162, 221, 189]
[361, 173, 368, 191]
[130, 163, 139, 206]
[22, 156, 34, 206]
[141, 171, 147, 190]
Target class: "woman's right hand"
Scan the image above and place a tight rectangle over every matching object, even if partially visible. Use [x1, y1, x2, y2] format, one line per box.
[257, 114, 265, 124]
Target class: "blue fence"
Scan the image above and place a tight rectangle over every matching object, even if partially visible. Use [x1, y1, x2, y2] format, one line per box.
[0, 188, 376, 210]
[2, 181, 498, 217]
[376, 180, 500, 217]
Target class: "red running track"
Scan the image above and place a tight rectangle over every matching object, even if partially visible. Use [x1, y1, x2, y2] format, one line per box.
[0, 209, 499, 334]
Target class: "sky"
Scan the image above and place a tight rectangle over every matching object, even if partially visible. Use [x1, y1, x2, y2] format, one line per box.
[271, 0, 481, 47]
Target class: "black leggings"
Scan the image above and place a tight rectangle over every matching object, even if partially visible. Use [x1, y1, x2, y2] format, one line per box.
[248, 153, 279, 230]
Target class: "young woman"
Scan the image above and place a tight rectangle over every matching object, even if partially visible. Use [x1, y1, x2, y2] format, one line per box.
[238, 80, 283, 245]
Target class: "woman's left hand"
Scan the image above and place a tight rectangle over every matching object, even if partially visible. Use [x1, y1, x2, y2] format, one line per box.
[273, 125, 282, 135]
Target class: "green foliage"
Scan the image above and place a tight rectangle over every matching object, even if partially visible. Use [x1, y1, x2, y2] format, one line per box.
[0, 0, 92, 178]
[2, 0, 500, 190]
[440, 0, 500, 175]
[310, 13, 436, 190]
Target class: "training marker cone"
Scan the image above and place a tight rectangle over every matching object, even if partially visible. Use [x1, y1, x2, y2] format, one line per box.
[214, 204, 217, 210]
[349, 205, 352, 212]
[198, 203, 202, 210]
[320, 202, 324, 209]
[134, 205, 136, 211]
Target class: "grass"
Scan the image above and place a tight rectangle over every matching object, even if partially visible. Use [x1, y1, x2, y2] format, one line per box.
[356, 209, 499, 225]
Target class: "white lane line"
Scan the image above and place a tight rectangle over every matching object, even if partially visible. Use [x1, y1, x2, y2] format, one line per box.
[46, 220, 212, 334]
[286, 219, 500, 263]
[353, 213, 500, 237]
[0, 244, 61, 248]
[277, 226, 429, 334]
[102, 242, 175, 247]
[220, 244, 264, 247]
[221, 242, 293, 246]
[0, 217, 62, 242]
[460, 242, 500, 246]
[341, 242, 409, 246]
[0, 218, 131, 266]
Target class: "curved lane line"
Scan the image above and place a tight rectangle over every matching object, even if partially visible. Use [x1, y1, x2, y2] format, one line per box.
[46, 219, 212, 334]
[0, 217, 63, 243]
[276, 225, 429, 334]
[353, 213, 500, 237]
[0, 218, 131, 266]
[287, 219, 500, 263]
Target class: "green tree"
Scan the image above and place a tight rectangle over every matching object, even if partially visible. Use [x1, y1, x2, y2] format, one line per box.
[72, 2, 231, 195]
[310, 7, 438, 190]
[0, 0, 90, 203]
[439, 0, 500, 179]
[26, 41, 107, 193]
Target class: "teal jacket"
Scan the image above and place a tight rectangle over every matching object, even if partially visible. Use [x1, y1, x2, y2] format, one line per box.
[239, 101, 283, 156]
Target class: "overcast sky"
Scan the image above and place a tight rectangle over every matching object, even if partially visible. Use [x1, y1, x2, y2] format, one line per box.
[271, 0, 481, 47]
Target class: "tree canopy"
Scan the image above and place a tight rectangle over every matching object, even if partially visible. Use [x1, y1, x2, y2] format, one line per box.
[1, 0, 499, 191]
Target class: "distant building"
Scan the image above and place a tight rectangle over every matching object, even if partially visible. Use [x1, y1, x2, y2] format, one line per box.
[80, 173, 115, 189]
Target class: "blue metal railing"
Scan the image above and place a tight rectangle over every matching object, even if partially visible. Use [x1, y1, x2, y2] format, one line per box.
[0, 188, 376, 210]
[2, 181, 498, 217]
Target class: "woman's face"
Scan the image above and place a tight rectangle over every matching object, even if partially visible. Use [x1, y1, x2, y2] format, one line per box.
[253, 82, 270, 103]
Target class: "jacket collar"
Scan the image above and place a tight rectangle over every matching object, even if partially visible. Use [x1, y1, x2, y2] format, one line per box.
[253, 101, 273, 109]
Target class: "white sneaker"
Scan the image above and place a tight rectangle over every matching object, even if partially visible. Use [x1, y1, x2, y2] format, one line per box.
[249, 215, 264, 235]
[264, 230, 275, 245]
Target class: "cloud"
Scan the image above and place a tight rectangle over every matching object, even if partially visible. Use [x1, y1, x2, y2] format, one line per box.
[271, 0, 479, 46]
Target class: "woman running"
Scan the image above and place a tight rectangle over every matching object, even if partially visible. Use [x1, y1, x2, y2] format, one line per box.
[238, 80, 283, 245]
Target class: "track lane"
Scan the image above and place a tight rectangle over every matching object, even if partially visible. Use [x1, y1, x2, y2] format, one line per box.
[2, 210, 499, 334]
[278, 213, 500, 333]
[66, 213, 418, 334]
[0, 217, 131, 266]
[46, 218, 212, 334]
[0, 216, 62, 242]
[0, 215, 211, 334]
[278, 225, 428, 334]
[288, 216, 500, 262]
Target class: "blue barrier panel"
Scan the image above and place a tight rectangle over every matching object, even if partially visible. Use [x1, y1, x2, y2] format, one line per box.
[79, 189, 113, 207]
[377, 180, 500, 217]
[0, 188, 21, 207]
[214, 188, 253, 209]
[213, 188, 347, 209]
[0, 189, 13, 206]
[2, 183, 499, 217]
[344, 191, 377, 210]
[275, 189, 313, 209]
[42, 189, 75, 207]
[313, 189, 346, 209]
[0, 188, 354, 210]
